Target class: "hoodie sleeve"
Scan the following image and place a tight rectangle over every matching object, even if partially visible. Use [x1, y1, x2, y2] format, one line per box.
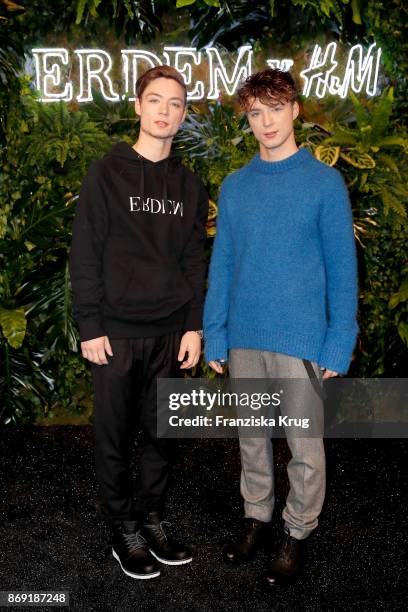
[69, 161, 109, 342]
[180, 180, 209, 331]
[317, 170, 359, 374]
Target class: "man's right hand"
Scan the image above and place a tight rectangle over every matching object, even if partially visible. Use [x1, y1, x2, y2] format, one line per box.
[81, 336, 113, 365]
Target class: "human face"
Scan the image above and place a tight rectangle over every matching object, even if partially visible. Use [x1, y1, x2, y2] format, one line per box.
[135, 77, 186, 142]
[246, 97, 299, 160]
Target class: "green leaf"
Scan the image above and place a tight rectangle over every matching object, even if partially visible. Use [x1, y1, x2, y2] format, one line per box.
[378, 153, 401, 178]
[75, 0, 88, 24]
[324, 133, 358, 147]
[2, 1, 25, 11]
[0, 306, 27, 349]
[392, 184, 408, 198]
[90, 0, 102, 17]
[176, 0, 197, 7]
[76, 0, 102, 23]
[389, 279, 408, 309]
[381, 190, 408, 218]
[123, 0, 134, 18]
[351, 0, 362, 24]
[204, 0, 220, 6]
[349, 91, 370, 129]
[22, 261, 78, 353]
[377, 136, 407, 149]
[397, 322, 408, 346]
[371, 88, 394, 142]
[340, 150, 376, 169]
[315, 145, 340, 166]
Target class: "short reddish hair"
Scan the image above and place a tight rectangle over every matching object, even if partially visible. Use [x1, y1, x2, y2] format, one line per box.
[136, 65, 187, 104]
[237, 69, 298, 111]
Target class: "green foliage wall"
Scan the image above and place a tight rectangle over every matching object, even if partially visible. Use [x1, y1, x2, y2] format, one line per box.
[0, 0, 407, 424]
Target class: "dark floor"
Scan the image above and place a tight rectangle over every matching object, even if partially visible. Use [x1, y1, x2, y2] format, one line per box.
[0, 427, 407, 612]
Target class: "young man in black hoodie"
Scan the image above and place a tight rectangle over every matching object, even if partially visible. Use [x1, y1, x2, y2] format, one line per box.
[69, 66, 208, 579]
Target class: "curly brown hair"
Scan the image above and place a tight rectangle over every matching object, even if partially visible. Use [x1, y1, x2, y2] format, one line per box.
[136, 65, 187, 104]
[237, 69, 298, 111]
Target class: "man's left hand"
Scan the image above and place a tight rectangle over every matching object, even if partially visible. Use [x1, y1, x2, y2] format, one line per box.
[178, 331, 202, 369]
[321, 368, 339, 380]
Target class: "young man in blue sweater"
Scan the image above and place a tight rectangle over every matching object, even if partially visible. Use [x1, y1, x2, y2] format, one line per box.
[203, 69, 358, 587]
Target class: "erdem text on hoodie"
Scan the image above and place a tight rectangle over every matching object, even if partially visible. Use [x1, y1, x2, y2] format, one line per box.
[69, 141, 209, 341]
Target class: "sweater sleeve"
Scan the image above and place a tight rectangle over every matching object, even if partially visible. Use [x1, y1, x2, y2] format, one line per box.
[69, 162, 109, 342]
[317, 170, 359, 374]
[181, 180, 209, 331]
[203, 181, 235, 362]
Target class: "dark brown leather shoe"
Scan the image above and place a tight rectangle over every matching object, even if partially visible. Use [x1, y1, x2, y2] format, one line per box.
[264, 528, 306, 587]
[223, 518, 270, 564]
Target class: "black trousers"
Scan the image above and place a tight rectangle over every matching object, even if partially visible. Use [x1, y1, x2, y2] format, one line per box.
[91, 330, 183, 526]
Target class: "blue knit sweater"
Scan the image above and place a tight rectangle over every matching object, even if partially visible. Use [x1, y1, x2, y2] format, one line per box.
[203, 147, 359, 374]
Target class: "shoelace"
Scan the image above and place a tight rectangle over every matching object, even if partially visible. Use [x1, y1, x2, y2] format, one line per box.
[123, 531, 147, 555]
[146, 520, 171, 545]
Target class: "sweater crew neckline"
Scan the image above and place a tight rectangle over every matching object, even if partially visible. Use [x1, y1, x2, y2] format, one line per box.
[250, 147, 312, 174]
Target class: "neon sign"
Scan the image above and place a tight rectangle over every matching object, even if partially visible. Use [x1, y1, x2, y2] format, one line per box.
[300, 42, 382, 98]
[31, 43, 382, 103]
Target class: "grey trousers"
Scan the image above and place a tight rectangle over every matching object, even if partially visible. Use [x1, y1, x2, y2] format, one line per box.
[229, 348, 326, 540]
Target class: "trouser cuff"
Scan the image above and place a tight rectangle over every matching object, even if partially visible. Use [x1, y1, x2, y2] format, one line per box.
[244, 502, 273, 523]
[283, 522, 315, 540]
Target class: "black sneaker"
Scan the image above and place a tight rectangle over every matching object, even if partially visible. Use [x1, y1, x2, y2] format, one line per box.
[141, 511, 193, 565]
[112, 520, 160, 579]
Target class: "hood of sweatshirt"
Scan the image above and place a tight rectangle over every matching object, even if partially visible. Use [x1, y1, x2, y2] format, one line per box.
[69, 141, 209, 340]
[102, 141, 185, 209]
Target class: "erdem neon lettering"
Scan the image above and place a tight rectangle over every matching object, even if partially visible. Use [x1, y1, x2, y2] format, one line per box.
[31, 43, 382, 103]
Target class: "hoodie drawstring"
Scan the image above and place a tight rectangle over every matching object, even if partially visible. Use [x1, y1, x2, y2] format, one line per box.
[163, 158, 169, 212]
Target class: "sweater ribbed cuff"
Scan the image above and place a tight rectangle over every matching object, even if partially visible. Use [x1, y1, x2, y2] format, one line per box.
[318, 338, 355, 374]
[204, 336, 228, 363]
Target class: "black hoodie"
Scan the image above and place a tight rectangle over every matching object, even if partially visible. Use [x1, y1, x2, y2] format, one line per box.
[69, 141, 209, 341]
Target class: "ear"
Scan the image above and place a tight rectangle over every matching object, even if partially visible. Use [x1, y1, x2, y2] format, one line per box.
[292, 101, 300, 121]
[246, 112, 255, 133]
[135, 96, 141, 117]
